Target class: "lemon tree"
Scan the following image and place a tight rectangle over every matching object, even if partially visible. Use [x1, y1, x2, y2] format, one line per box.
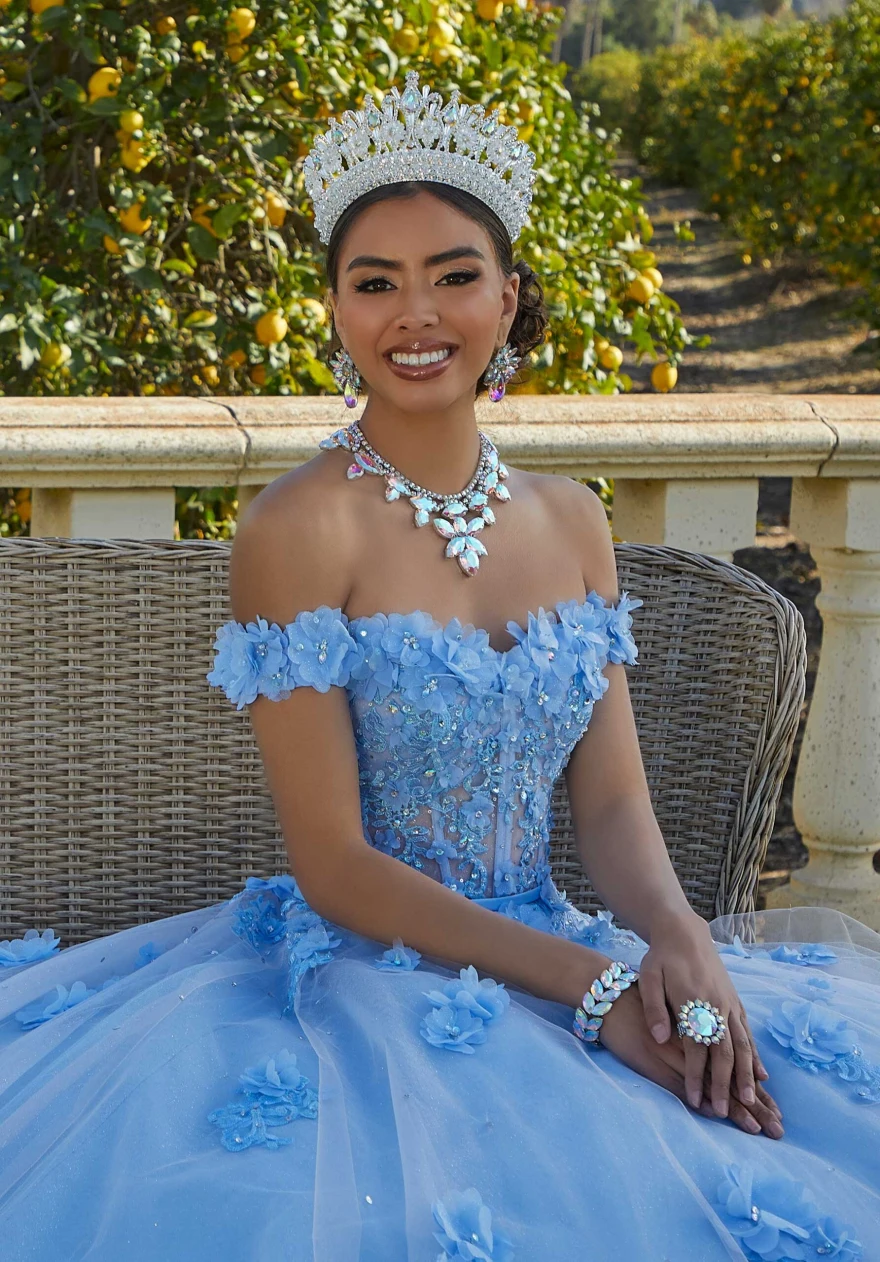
[0, 0, 702, 403]
[634, 0, 880, 336]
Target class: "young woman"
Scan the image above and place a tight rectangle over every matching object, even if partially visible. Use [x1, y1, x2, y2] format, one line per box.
[1, 73, 878, 1261]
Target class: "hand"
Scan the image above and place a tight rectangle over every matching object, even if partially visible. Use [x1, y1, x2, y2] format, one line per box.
[636, 910, 772, 1118]
[595, 984, 784, 1139]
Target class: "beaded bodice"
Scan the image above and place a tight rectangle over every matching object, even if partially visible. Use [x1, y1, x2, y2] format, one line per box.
[207, 592, 642, 900]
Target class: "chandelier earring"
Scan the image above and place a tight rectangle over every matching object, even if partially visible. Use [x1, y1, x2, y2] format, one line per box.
[329, 346, 361, 408]
[483, 341, 522, 403]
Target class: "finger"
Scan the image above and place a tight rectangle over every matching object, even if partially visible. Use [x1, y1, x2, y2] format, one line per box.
[753, 1080, 784, 1123]
[682, 1031, 709, 1110]
[730, 1081, 785, 1139]
[727, 1009, 758, 1107]
[638, 965, 672, 1042]
[738, 1005, 771, 1080]
[707, 1019, 737, 1117]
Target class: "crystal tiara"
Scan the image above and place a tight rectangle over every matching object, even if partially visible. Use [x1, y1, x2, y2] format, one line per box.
[302, 70, 538, 246]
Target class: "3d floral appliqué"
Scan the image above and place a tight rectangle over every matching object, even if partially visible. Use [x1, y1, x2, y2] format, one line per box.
[713, 1161, 862, 1260]
[432, 1186, 515, 1261]
[421, 965, 510, 1054]
[374, 937, 422, 971]
[0, 928, 61, 968]
[207, 1048, 318, 1152]
[766, 998, 880, 1103]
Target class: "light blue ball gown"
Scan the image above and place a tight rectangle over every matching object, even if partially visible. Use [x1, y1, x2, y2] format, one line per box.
[1, 592, 878, 1261]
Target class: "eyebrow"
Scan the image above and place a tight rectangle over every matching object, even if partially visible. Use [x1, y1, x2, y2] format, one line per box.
[345, 245, 487, 273]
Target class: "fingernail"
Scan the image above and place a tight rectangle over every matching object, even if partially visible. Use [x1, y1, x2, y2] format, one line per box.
[742, 1086, 756, 1104]
[688, 1088, 701, 1108]
[651, 1023, 667, 1041]
[715, 1099, 728, 1117]
[746, 1117, 761, 1133]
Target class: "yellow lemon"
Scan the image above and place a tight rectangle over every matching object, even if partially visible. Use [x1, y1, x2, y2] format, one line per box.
[599, 345, 623, 372]
[155, 15, 176, 35]
[255, 311, 288, 345]
[642, 266, 663, 291]
[40, 342, 71, 369]
[264, 191, 287, 228]
[30, 0, 64, 13]
[249, 363, 267, 386]
[300, 298, 327, 325]
[88, 67, 122, 101]
[103, 234, 123, 254]
[651, 362, 678, 393]
[119, 109, 144, 134]
[427, 17, 455, 45]
[120, 139, 150, 172]
[226, 43, 246, 62]
[118, 201, 152, 235]
[228, 7, 256, 38]
[200, 364, 220, 387]
[477, 0, 504, 18]
[392, 24, 420, 54]
[593, 335, 610, 353]
[225, 349, 247, 368]
[625, 275, 654, 304]
[517, 100, 536, 122]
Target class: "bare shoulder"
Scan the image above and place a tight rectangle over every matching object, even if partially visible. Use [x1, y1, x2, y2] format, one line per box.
[523, 468, 620, 600]
[228, 449, 357, 626]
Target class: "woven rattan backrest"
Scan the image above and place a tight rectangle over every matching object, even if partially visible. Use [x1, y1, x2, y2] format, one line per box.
[0, 537, 805, 944]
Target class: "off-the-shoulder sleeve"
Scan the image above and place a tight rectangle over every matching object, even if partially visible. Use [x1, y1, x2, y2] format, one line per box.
[206, 605, 363, 710]
[603, 590, 643, 665]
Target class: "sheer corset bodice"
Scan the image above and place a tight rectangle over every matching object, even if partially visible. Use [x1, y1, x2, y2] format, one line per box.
[207, 592, 642, 900]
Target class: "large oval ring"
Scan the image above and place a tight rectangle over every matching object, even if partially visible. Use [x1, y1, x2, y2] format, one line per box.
[676, 998, 728, 1045]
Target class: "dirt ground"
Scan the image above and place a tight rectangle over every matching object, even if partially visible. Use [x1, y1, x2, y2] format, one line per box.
[618, 162, 879, 909]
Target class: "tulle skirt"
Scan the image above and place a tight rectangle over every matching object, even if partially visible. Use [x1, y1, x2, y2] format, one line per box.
[1, 875, 878, 1261]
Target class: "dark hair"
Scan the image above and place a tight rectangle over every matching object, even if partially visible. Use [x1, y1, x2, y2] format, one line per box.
[324, 181, 549, 397]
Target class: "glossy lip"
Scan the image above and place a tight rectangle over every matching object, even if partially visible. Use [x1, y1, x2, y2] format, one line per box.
[384, 345, 458, 381]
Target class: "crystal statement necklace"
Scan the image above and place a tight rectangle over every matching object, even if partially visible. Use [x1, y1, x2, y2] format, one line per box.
[319, 419, 511, 576]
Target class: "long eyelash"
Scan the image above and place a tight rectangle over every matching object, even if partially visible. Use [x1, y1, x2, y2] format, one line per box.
[354, 270, 480, 293]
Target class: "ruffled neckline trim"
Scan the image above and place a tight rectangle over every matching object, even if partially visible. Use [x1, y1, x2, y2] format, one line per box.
[343, 591, 633, 662]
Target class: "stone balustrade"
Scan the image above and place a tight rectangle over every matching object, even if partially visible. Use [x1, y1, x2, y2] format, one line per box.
[2, 393, 879, 927]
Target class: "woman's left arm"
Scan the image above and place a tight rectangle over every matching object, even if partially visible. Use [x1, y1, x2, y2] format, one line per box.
[562, 482, 772, 1118]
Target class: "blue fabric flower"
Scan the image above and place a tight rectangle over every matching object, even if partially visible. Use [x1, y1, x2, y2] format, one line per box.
[810, 1215, 864, 1260]
[718, 933, 753, 958]
[421, 1004, 488, 1054]
[374, 937, 422, 971]
[285, 605, 361, 693]
[15, 980, 97, 1030]
[766, 999, 857, 1069]
[792, 975, 834, 1001]
[289, 923, 343, 976]
[207, 1048, 318, 1153]
[713, 1162, 819, 1260]
[768, 942, 839, 966]
[206, 616, 291, 709]
[428, 619, 502, 697]
[432, 1187, 515, 1261]
[0, 928, 61, 968]
[423, 965, 510, 1024]
[597, 590, 643, 665]
[134, 941, 165, 969]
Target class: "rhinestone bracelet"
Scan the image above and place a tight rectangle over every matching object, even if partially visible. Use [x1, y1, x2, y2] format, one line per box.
[572, 960, 640, 1048]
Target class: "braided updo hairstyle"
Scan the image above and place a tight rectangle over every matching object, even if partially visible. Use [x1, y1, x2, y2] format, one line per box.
[324, 181, 549, 396]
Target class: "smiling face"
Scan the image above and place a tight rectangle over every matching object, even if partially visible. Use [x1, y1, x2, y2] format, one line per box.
[327, 189, 520, 413]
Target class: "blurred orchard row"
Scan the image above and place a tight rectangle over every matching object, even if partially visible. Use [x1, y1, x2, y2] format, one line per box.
[578, 0, 880, 336]
[0, 0, 702, 401]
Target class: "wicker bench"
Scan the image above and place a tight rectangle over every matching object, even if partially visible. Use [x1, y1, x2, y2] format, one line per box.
[0, 537, 805, 945]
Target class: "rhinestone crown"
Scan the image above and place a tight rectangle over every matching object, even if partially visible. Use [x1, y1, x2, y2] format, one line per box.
[302, 70, 538, 246]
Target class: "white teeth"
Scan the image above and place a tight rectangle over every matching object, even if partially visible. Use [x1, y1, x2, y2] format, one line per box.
[390, 347, 452, 366]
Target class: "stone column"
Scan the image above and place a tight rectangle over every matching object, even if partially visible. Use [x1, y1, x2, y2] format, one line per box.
[765, 478, 880, 928]
[31, 488, 176, 539]
[611, 478, 760, 563]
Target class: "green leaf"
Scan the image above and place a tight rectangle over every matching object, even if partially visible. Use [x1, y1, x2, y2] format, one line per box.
[0, 82, 27, 102]
[161, 259, 195, 276]
[186, 224, 219, 261]
[211, 202, 249, 239]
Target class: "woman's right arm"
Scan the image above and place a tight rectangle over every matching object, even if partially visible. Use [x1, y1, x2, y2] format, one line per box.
[225, 476, 614, 1012]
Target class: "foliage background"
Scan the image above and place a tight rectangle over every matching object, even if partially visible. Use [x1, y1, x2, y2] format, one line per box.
[631, 0, 880, 334]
